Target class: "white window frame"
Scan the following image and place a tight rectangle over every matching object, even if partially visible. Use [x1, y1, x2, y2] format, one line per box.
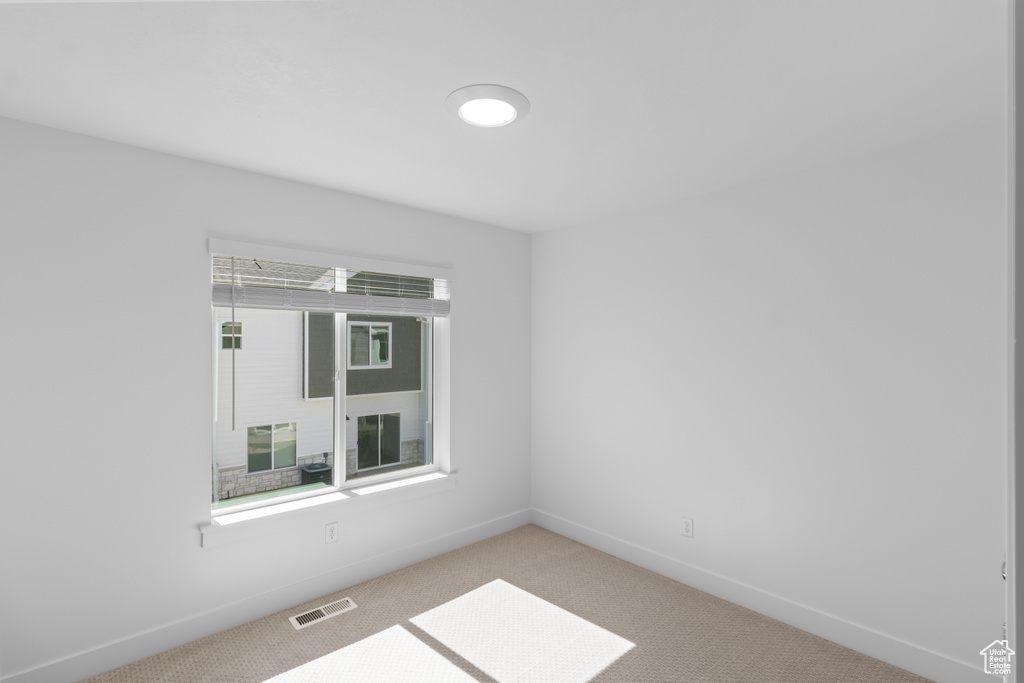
[245, 421, 298, 474]
[347, 321, 393, 370]
[221, 321, 242, 350]
[208, 238, 452, 525]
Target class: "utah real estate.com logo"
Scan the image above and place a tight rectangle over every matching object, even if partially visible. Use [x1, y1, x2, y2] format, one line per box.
[980, 639, 1015, 676]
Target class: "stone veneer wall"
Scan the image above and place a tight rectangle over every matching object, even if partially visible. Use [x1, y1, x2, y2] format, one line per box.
[214, 438, 427, 501]
[215, 452, 335, 502]
[346, 438, 426, 478]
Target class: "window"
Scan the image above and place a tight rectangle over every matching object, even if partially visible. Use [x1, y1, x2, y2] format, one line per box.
[210, 241, 451, 514]
[221, 321, 241, 349]
[348, 322, 391, 369]
[357, 413, 401, 470]
[247, 423, 297, 472]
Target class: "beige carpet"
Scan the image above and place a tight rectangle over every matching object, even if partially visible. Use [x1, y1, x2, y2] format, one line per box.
[82, 524, 933, 683]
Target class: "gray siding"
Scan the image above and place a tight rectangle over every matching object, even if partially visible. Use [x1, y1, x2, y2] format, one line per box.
[305, 312, 335, 399]
[346, 314, 422, 395]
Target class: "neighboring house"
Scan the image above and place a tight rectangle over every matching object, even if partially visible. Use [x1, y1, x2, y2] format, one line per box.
[212, 307, 431, 504]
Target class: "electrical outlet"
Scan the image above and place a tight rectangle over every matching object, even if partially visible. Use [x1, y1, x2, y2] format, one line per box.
[325, 522, 339, 544]
[682, 517, 694, 538]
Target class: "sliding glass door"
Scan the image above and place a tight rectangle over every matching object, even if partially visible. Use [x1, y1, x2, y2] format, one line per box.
[357, 413, 401, 470]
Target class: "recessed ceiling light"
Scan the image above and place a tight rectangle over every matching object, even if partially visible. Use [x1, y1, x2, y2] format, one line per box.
[446, 84, 530, 128]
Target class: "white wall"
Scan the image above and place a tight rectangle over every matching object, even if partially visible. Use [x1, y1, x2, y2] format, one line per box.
[531, 125, 1008, 682]
[0, 113, 1007, 683]
[0, 116, 532, 681]
[214, 308, 335, 470]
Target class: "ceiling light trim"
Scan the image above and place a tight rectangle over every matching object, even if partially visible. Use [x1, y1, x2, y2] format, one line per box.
[446, 84, 530, 128]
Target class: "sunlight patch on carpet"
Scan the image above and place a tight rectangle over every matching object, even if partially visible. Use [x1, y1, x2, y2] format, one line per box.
[264, 625, 476, 682]
[409, 579, 635, 683]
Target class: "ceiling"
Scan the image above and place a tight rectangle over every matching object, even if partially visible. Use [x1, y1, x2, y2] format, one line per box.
[0, 1, 1008, 234]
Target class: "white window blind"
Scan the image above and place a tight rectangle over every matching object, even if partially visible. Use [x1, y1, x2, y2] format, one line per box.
[211, 254, 450, 318]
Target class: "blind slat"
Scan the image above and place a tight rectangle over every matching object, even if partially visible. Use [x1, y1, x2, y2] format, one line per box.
[211, 284, 451, 317]
[211, 254, 450, 318]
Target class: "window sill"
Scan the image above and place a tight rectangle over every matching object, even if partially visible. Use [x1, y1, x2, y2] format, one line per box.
[199, 472, 456, 548]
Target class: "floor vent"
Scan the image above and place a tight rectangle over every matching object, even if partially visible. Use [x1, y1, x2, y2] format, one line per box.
[289, 597, 357, 630]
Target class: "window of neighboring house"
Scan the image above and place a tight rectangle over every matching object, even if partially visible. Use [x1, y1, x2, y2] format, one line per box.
[247, 422, 297, 472]
[222, 321, 241, 349]
[348, 322, 391, 369]
[210, 242, 451, 515]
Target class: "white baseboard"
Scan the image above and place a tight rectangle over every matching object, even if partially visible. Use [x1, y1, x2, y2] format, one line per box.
[5, 507, 987, 683]
[2, 508, 532, 683]
[530, 508, 989, 683]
